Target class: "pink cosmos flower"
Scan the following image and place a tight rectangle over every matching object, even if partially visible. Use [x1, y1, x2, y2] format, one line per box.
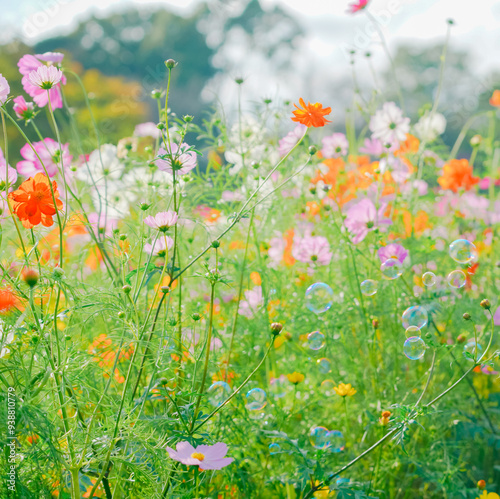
[144, 236, 174, 256]
[268, 234, 286, 268]
[221, 190, 245, 202]
[156, 143, 197, 175]
[134, 122, 161, 139]
[17, 138, 72, 177]
[344, 198, 392, 244]
[0, 74, 9, 105]
[166, 441, 234, 470]
[88, 212, 118, 238]
[292, 235, 332, 266]
[347, 0, 369, 14]
[18, 53, 66, 109]
[184, 329, 222, 354]
[238, 286, 264, 318]
[493, 306, 500, 327]
[377, 243, 408, 264]
[28, 66, 63, 90]
[321, 133, 349, 158]
[12, 96, 34, 120]
[144, 211, 178, 231]
[278, 124, 307, 156]
[0, 147, 17, 192]
[359, 137, 398, 156]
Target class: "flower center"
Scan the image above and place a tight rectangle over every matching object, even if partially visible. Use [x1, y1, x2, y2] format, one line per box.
[191, 452, 205, 461]
[389, 122, 396, 130]
[366, 221, 374, 229]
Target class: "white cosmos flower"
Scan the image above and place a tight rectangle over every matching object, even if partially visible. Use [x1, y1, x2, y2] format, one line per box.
[369, 102, 410, 144]
[414, 112, 446, 142]
[77, 144, 124, 184]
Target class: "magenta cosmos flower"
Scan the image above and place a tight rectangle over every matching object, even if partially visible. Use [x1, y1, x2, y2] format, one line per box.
[18, 52, 66, 109]
[0, 74, 10, 105]
[17, 138, 72, 177]
[344, 198, 392, 244]
[321, 133, 349, 158]
[292, 235, 332, 266]
[156, 143, 197, 175]
[347, 0, 369, 14]
[144, 211, 178, 231]
[377, 243, 408, 264]
[13, 96, 35, 120]
[166, 441, 234, 470]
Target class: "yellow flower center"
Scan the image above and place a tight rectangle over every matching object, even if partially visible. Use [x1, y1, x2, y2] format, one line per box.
[191, 452, 205, 461]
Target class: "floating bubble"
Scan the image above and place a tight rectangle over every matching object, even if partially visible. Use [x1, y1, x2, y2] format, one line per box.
[402, 305, 428, 329]
[447, 270, 466, 289]
[449, 239, 476, 264]
[422, 272, 437, 287]
[320, 379, 335, 392]
[463, 339, 483, 362]
[268, 443, 280, 454]
[309, 426, 331, 449]
[405, 325, 421, 338]
[328, 430, 345, 453]
[317, 358, 331, 374]
[307, 331, 325, 351]
[305, 282, 334, 314]
[403, 336, 426, 360]
[245, 388, 267, 411]
[381, 259, 403, 280]
[360, 279, 378, 296]
[207, 381, 231, 407]
[270, 375, 287, 398]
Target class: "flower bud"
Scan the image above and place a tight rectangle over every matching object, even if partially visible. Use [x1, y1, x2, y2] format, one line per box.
[234, 77, 244, 85]
[165, 59, 177, 69]
[161, 286, 170, 294]
[211, 240, 220, 249]
[140, 202, 151, 211]
[470, 134, 482, 147]
[372, 319, 379, 329]
[157, 122, 166, 130]
[192, 313, 201, 321]
[183, 115, 194, 123]
[119, 234, 127, 241]
[477, 480, 486, 490]
[270, 322, 283, 335]
[463, 313, 471, 320]
[308, 145, 317, 155]
[480, 299, 490, 310]
[122, 284, 132, 294]
[457, 334, 466, 343]
[52, 267, 65, 280]
[117, 311, 126, 319]
[22, 269, 39, 287]
[151, 89, 162, 99]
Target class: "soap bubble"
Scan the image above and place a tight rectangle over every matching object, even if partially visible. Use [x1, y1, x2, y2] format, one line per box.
[463, 339, 483, 362]
[360, 279, 378, 296]
[320, 379, 335, 393]
[403, 336, 426, 360]
[447, 270, 466, 288]
[309, 426, 331, 449]
[307, 331, 325, 351]
[328, 430, 345, 453]
[317, 358, 332, 374]
[402, 305, 428, 329]
[270, 375, 287, 398]
[245, 388, 267, 411]
[268, 443, 280, 454]
[449, 239, 476, 264]
[207, 381, 231, 407]
[405, 325, 421, 338]
[422, 272, 437, 287]
[381, 259, 403, 280]
[305, 283, 334, 314]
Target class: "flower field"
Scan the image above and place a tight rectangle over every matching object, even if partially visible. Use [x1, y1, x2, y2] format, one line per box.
[1, 10, 500, 499]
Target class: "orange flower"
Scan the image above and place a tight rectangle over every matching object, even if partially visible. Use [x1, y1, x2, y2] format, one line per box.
[490, 90, 500, 107]
[8, 173, 63, 229]
[0, 288, 17, 314]
[438, 159, 479, 193]
[291, 98, 331, 127]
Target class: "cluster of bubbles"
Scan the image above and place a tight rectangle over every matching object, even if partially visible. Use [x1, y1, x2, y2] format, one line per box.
[305, 283, 334, 314]
[245, 388, 267, 411]
[402, 305, 428, 360]
[309, 426, 345, 452]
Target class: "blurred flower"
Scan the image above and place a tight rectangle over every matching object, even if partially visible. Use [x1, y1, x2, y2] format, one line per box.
[0, 147, 17, 191]
[292, 235, 332, 266]
[344, 198, 392, 244]
[166, 441, 234, 470]
[238, 286, 264, 318]
[156, 142, 197, 175]
[144, 211, 178, 231]
[378, 243, 408, 263]
[438, 159, 479, 192]
[493, 306, 500, 326]
[287, 372, 305, 384]
[0, 74, 10, 105]
[116, 137, 138, 158]
[278, 124, 307, 156]
[28, 66, 63, 90]
[17, 138, 72, 178]
[12, 96, 35, 121]
[414, 111, 446, 142]
[9, 173, 63, 228]
[0, 289, 17, 315]
[291, 98, 331, 127]
[321, 133, 349, 158]
[489, 90, 500, 107]
[88, 212, 118, 238]
[76, 144, 124, 183]
[334, 382, 356, 397]
[379, 410, 391, 425]
[359, 137, 397, 156]
[370, 102, 410, 144]
[477, 492, 500, 499]
[313, 480, 334, 498]
[134, 121, 161, 138]
[144, 236, 174, 257]
[347, 0, 369, 14]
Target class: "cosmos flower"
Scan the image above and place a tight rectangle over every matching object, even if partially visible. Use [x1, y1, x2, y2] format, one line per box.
[28, 66, 63, 90]
[0, 74, 10, 105]
[321, 133, 349, 158]
[334, 382, 356, 397]
[12, 96, 35, 121]
[144, 236, 174, 257]
[344, 198, 392, 244]
[17, 138, 72, 178]
[238, 286, 264, 318]
[166, 441, 234, 470]
[359, 137, 397, 156]
[278, 124, 307, 156]
[0, 147, 17, 191]
[489, 90, 500, 107]
[156, 143, 197, 175]
[291, 98, 332, 128]
[77, 144, 124, 184]
[0, 290, 17, 315]
[414, 111, 446, 142]
[377, 243, 408, 263]
[144, 211, 178, 231]
[347, 0, 369, 14]
[438, 159, 479, 193]
[133, 122, 161, 139]
[292, 235, 332, 266]
[369, 102, 410, 144]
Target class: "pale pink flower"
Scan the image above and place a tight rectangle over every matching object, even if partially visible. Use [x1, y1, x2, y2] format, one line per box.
[166, 441, 234, 470]
[0, 74, 9, 105]
[369, 102, 410, 144]
[321, 133, 349, 158]
[377, 243, 408, 264]
[347, 0, 369, 14]
[184, 329, 222, 354]
[144, 211, 178, 231]
[221, 190, 244, 202]
[493, 306, 500, 327]
[292, 235, 332, 266]
[238, 286, 264, 318]
[12, 96, 34, 120]
[156, 143, 197, 175]
[344, 198, 392, 244]
[268, 234, 285, 268]
[36, 52, 64, 63]
[88, 212, 118, 238]
[0, 147, 17, 192]
[134, 122, 161, 139]
[359, 137, 397, 156]
[144, 236, 174, 256]
[17, 138, 72, 177]
[28, 66, 63, 90]
[278, 124, 306, 156]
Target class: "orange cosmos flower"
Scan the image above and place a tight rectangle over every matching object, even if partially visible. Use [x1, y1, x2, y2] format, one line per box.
[0, 288, 17, 314]
[8, 173, 63, 229]
[490, 90, 500, 107]
[438, 158, 479, 193]
[291, 98, 331, 127]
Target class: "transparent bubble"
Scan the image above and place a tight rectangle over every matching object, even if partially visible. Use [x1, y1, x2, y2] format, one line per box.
[447, 270, 466, 288]
[422, 272, 437, 287]
[381, 259, 403, 280]
[245, 388, 267, 411]
[207, 381, 231, 407]
[360, 279, 378, 296]
[320, 379, 335, 392]
[268, 443, 280, 454]
[336, 478, 350, 486]
[403, 336, 426, 360]
[405, 325, 421, 338]
[307, 331, 325, 351]
[402, 305, 428, 329]
[328, 430, 345, 453]
[270, 376, 287, 399]
[305, 282, 334, 314]
[309, 426, 331, 449]
[463, 339, 483, 362]
[317, 358, 331, 374]
[449, 239, 476, 264]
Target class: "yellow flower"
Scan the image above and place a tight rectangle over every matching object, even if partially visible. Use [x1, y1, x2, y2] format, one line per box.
[477, 492, 500, 499]
[313, 481, 334, 498]
[287, 372, 305, 385]
[334, 382, 356, 397]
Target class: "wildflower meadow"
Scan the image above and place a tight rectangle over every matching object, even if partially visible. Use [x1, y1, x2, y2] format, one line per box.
[0, 3, 500, 498]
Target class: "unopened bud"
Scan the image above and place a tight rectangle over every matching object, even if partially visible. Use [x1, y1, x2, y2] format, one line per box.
[463, 313, 471, 320]
[161, 286, 170, 294]
[211, 240, 220, 249]
[457, 334, 467, 343]
[52, 267, 65, 280]
[270, 322, 283, 335]
[165, 59, 177, 69]
[480, 299, 490, 310]
[22, 269, 39, 287]
[372, 319, 379, 329]
[477, 480, 486, 490]
[309, 145, 317, 155]
[151, 89, 162, 99]
[122, 285, 132, 294]
[192, 313, 201, 321]
[117, 311, 126, 319]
